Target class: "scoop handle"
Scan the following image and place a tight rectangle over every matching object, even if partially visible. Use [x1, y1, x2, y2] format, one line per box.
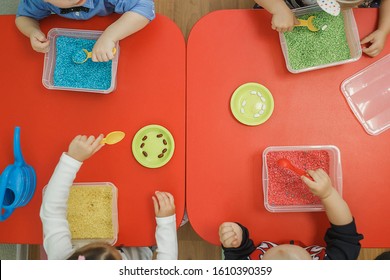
[13, 126, 25, 166]
[288, 165, 313, 180]
[295, 19, 308, 27]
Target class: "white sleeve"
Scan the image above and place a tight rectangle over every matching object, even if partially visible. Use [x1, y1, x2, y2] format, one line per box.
[40, 153, 82, 260]
[155, 214, 178, 260]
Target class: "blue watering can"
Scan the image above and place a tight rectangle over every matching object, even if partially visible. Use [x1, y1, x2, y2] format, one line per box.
[0, 127, 36, 221]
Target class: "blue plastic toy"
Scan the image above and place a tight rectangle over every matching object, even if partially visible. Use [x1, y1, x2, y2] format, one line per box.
[0, 127, 36, 221]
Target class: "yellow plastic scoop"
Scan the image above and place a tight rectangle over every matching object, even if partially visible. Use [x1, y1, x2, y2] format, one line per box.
[73, 48, 117, 64]
[295, 16, 319, 32]
[101, 131, 125, 145]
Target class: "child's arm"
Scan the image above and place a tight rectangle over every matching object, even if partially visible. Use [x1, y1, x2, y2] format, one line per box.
[360, 0, 390, 57]
[219, 222, 257, 260]
[302, 169, 353, 226]
[152, 191, 178, 260]
[254, 0, 298, 32]
[15, 16, 49, 53]
[40, 134, 104, 259]
[92, 11, 149, 62]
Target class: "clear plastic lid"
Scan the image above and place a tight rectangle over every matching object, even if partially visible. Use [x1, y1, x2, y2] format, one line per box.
[341, 54, 390, 135]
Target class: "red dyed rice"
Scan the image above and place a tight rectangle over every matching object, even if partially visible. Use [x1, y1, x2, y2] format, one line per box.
[266, 150, 330, 206]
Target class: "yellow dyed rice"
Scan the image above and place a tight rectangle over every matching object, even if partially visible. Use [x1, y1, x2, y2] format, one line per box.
[67, 185, 113, 239]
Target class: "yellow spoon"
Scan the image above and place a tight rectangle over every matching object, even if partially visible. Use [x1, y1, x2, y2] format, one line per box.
[101, 131, 125, 145]
[73, 48, 117, 64]
[295, 16, 319, 32]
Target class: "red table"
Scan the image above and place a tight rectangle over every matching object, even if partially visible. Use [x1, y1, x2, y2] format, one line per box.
[0, 14, 185, 246]
[187, 9, 390, 247]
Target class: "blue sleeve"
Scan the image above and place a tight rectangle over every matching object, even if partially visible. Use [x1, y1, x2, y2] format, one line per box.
[16, 0, 52, 20]
[108, 0, 155, 21]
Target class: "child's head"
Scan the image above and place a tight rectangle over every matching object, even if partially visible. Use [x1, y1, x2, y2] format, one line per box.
[44, 0, 86, 8]
[67, 242, 122, 260]
[262, 244, 312, 260]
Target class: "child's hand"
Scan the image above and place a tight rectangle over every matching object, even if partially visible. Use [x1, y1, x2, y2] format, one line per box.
[361, 30, 387, 57]
[271, 7, 298, 32]
[92, 35, 116, 62]
[152, 191, 175, 218]
[67, 134, 104, 162]
[30, 30, 50, 53]
[219, 222, 243, 248]
[301, 169, 333, 200]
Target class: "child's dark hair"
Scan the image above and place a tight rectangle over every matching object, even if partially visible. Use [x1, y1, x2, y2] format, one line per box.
[67, 242, 121, 260]
[375, 251, 390, 260]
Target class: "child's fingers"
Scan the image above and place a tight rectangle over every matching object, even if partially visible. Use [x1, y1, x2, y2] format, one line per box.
[158, 191, 170, 204]
[302, 171, 317, 188]
[220, 229, 235, 239]
[165, 192, 175, 206]
[219, 222, 236, 235]
[363, 44, 380, 57]
[307, 169, 323, 182]
[231, 239, 239, 247]
[220, 230, 236, 243]
[91, 134, 104, 150]
[219, 225, 234, 236]
[86, 135, 96, 145]
[152, 196, 159, 214]
[155, 191, 168, 208]
[221, 234, 237, 247]
[317, 168, 328, 178]
[360, 34, 374, 45]
[301, 175, 313, 188]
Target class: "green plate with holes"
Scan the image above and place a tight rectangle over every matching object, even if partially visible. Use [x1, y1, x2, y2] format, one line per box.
[132, 125, 175, 168]
[230, 82, 274, 126]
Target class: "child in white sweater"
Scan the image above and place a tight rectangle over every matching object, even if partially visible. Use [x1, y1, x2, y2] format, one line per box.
[40, 134, 178, 260]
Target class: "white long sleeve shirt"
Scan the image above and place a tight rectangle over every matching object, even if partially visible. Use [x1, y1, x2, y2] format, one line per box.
[40, 153, 178, 260]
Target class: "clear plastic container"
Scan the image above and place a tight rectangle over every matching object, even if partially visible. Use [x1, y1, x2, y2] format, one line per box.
[42, 28, 119, 94]
[262, 145, 342, 212]
[42, 182, 118, 247]
[341, 54, 390, 136]
[279, 5, 361, 73]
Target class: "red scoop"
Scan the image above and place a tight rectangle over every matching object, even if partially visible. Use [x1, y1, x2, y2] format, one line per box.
[277, 158, 313, 180]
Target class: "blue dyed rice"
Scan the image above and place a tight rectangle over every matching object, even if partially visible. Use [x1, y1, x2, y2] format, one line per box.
[54, 36, 112, 90]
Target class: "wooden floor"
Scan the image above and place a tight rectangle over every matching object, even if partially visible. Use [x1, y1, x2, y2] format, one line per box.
[5, 0, 388, 260]
[177, 222, 389, 260]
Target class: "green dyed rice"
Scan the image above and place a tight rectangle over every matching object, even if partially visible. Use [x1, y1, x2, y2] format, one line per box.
[284, 11, 351, 70]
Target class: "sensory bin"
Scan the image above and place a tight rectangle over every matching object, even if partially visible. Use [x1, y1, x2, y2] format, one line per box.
[42, 28, 119, 94]
[67, 182, 118, 246]
[262, 146, 342, 212]
[279, 6, 361, 73]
